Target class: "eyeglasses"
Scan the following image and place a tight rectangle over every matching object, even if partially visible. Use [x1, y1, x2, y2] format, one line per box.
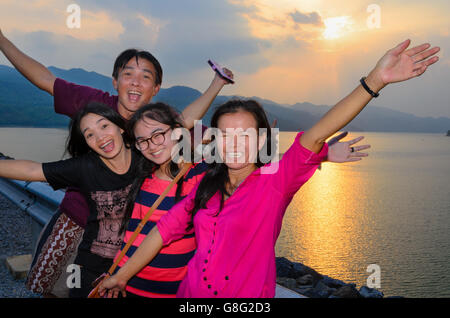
[135, 127, 171, 151]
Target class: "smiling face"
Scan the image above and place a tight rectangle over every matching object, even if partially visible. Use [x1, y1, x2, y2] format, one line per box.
[216, 110, 266, 171]
[133, 117, 178, 166]
[113, 57, 161, 119]
[79, 113, 125, 160]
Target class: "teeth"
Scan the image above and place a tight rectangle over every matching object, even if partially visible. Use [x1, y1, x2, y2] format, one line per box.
[100, 140, 113, 149]
[227, 152, 243, 158]
[128, 90, 142, 95]
[152, 149, 163, 155]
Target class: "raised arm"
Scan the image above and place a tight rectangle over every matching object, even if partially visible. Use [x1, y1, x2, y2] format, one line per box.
[98, 226, 164, 298]
[181, 68, 234, 129]
[0, 29, 56, 95]
[0, 159, 46, 182]
[301, 39, 440, 153]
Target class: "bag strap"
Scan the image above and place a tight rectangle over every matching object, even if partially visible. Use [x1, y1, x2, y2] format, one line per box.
[108, 162, 193, 276]
[88, 162, 193, 298]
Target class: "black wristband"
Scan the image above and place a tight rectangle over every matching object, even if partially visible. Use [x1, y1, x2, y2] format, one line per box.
[360, 77, 379, 98]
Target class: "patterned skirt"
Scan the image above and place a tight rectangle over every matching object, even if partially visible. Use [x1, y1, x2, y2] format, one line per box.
[25, 210, 84, 297]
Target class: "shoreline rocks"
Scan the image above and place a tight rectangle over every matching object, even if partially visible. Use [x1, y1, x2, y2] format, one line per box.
[276, 257, 395, 298]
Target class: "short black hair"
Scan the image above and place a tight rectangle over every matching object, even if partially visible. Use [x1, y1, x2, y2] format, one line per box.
[112, 49, 163, 86]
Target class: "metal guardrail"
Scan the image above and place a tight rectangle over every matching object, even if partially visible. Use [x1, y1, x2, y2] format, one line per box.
[0, 154, 64, 247]
[0, 177, 64, 226]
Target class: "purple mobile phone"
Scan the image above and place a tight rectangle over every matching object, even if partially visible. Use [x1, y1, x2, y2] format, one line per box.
[208, 59, 234, 84]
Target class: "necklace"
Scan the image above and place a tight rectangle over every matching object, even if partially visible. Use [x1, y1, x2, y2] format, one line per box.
[229, 179, 244, 196]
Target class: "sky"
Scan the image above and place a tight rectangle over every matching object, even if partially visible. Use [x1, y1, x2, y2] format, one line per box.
[0, 0, 449, 118]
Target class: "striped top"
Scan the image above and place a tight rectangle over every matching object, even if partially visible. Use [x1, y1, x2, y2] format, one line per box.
[113, 162, 208, 297]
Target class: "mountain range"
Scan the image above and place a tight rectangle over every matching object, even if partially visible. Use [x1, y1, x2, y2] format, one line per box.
[0, 64, 449, 133]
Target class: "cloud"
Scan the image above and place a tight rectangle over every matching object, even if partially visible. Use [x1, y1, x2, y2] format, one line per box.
[3, 30, 119, 77]
[0, 0, 124, 42]
[1, 0, 273, 91]
[289, 10, 323, 26]
[0, 0, 448, 117]
[75, 0, 272, 75]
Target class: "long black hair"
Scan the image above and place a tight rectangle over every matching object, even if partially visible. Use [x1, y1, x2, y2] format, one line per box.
[65, 102, 127, 158]
[186, 99, 274, 230]
[119, 102, 188, 234]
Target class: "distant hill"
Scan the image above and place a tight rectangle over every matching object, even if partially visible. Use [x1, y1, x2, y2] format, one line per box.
[0, 64, 449, 133]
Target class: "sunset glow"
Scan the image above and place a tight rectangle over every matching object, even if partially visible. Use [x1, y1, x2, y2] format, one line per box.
[322, 16, 354, 40]
[0, 0, 448, 118]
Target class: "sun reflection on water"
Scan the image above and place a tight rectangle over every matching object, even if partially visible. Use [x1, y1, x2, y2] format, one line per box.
[276, 132, 374, 284]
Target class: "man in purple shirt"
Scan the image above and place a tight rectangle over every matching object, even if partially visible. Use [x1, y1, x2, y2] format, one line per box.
[0, 28, 233, 297]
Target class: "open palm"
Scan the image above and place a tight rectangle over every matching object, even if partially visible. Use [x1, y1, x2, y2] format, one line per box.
[375, 39, 440, 85]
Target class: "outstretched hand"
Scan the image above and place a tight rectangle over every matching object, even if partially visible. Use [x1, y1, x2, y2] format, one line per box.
[327, 132, 370, 163]
[371, 39, 440, 86]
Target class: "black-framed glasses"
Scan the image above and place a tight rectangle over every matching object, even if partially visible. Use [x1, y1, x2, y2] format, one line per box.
[135, 127, 171, 151]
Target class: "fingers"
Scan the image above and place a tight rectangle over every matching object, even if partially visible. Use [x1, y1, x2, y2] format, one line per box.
[405, 42, 431, 57]
[350, 151, 369, 157]
[98, 286, 104, 297]
[412, 46, 440, 63]
[413, 55, 440, 72]
[106, 288, 121, 298]
[407, 44, 440, 78]
[222, 67, 234, 79]
[412, 65, 427, 77]
[347, 135, 364, 145]
[390, 39, 411, 56]
[353, 144, 371, 151]
[412, 57, 440, 77]
[349, 145, 370, 156]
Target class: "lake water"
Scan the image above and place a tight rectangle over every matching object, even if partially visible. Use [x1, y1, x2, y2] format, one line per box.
[0, 127, 449, 297]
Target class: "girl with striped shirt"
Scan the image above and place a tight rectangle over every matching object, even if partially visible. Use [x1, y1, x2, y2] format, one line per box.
[112, 103, 209, 297]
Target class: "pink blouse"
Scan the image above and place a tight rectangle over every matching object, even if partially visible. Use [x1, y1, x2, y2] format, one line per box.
[157, 132, 328, 298]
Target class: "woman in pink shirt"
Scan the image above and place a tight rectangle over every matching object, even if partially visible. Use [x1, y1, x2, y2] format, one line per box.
[99, 39, 440, 298]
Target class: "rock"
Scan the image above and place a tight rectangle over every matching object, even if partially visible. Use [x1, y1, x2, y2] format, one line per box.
[302, 289, 321, 298]
[276, 277, 297, 290]
[359, 286, 384, 298]
[276, 257, 296, 278]
[294, 286, 314, 296]
[313, 281, 335, 298]
[321, 275, 347, 289]
[330, 284, 362, 298]
[5, 254, 32, 280]
[296, 274, 313, 286]
[275, 257, 324, 285]
[291, 262, 323, 284]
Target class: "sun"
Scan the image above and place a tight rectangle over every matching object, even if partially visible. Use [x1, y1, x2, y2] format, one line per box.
[323, 16, 354, 40]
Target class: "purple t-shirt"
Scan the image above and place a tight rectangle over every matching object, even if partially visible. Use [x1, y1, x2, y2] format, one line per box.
[53, 78, 119, 227]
